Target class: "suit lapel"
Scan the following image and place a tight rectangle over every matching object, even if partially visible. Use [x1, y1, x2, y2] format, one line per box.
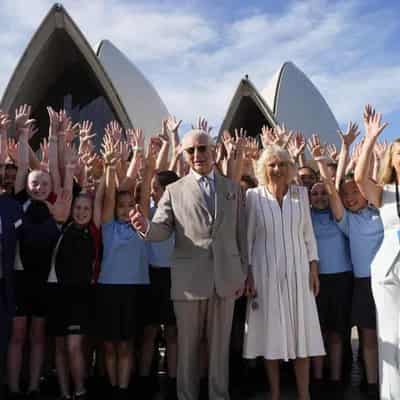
[213, 172, 225, 231]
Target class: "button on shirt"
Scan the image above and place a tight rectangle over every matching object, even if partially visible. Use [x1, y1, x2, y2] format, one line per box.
[311, 209, 352, 274]
[337, 207, 384, 278]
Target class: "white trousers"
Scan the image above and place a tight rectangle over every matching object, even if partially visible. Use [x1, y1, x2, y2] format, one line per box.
[372, 270, 400, 400]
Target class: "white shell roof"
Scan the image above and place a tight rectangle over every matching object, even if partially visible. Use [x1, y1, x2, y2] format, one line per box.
[97, 40, 169, 138]
[261, 62, 340, 145]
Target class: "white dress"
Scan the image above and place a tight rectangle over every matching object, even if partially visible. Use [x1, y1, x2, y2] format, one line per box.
[243, 185, 325, 361]
[370, 185, 400, 400]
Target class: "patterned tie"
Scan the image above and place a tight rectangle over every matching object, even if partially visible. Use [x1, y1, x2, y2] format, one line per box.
[200, 176, 215, 217]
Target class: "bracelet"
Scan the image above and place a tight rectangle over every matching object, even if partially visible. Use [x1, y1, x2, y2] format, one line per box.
[132, 146, 143, 151]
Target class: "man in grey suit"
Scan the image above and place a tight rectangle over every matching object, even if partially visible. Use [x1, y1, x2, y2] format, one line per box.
[131, 129, 249, 400]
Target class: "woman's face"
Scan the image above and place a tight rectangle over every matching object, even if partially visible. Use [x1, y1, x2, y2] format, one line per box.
[340, 180, 367, 212]
[27, 170, 52, 201]
[391, 143, 400, 178]
[116, 192, 135, 222]
[151, 176, 164, 205]
[310, 182, 329, 210]
[265, 155, 290, 184]
[72, 197, 93, 226]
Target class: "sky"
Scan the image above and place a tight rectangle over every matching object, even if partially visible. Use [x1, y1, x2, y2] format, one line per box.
[0, 0, 399, 141]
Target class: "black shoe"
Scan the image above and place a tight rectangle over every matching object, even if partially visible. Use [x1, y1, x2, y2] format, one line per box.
[199, 378, 208, 400]
[7, 392, 26, 400]
[327, 380, 344, 400]
[74, 392, 88, 400]
[136, 376, 156, 398]
[366, 383, 379, 399]
[26, 391, 41, 400]
[310, 379, 325, 399]
[165, 378, 177, 400]
[113, 387, 129, 400]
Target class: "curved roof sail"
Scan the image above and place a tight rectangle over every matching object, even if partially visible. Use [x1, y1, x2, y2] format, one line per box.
[0, 4, 132, 148]
[219, 76, 277, 141]
[261, 62, 340, 145]
[97, 40, 169, 138]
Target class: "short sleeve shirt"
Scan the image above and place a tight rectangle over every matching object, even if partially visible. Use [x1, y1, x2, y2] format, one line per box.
[311, 209, 352, 274]
[98, 220, 149, 284]
[337, 207, 384, 278]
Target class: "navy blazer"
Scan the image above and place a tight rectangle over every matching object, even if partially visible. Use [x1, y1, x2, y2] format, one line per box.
[0, 194, 22, 317]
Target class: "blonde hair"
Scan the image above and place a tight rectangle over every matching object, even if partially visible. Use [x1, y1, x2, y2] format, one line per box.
[379, 139, 400, 184]
[256, 144, 295, 186]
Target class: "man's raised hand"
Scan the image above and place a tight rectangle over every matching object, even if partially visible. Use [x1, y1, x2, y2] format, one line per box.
[129, 204, 148, 234]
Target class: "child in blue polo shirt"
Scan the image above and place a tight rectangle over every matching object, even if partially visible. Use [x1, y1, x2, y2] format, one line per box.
[311, 136, 382, 398]
[95, 133, 155, 399]
[309, 182, 353, 395]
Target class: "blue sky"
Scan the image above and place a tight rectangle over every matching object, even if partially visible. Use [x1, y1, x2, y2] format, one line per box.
[0, 0, 399, 142]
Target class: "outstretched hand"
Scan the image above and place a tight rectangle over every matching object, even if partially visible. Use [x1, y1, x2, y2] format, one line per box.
[129, 204, 148, 234]
[363, 105, 388, 142]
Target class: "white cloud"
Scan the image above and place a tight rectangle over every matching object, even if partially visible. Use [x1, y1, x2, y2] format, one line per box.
[0, 0, 399, 136]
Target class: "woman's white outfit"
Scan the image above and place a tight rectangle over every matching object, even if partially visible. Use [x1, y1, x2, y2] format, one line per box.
[243, 185, 325, 361]
[371, 185, 400, 400]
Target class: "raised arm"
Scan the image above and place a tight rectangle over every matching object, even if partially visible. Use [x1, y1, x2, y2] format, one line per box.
[354, 105, 387, 207]
[101, 134, 120, 224]
[308, 134, 345, 222]
[14, 106, 33, 194]
[335, 121, 360, 189]
[93, 176, 105, 228]
[139, 137, 157, 219]
[47, 107, 61, 191]
[156, 120, 170, 171]
[119, 128, 143, 191]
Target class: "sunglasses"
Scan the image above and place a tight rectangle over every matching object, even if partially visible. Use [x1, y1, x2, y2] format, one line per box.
[185, 145, 208, 155]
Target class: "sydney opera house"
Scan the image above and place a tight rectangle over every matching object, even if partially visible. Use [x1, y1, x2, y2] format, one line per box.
[0, 4, 340, 148]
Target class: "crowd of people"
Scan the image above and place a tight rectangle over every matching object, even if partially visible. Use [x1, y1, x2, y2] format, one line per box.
[0, 103, 399, 400]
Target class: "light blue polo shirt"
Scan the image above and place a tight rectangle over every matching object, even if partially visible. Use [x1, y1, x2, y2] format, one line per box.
[311, 209, 352, 274]
[337, 207, 383, 278]
[147, 206, 175, 268]
[98, 220, 149, 284]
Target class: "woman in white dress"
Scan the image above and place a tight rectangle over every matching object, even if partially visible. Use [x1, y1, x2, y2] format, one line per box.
[243, 144, 325, 400]
[354, 106, 400, 400]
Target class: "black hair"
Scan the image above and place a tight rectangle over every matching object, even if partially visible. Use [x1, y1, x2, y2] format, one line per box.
[298, 166, 317, 177]
[5, 163, 17, 171]
[156, 171, 179, 189]
[240, 174, 257, 189]
[339, 172, 355, 189]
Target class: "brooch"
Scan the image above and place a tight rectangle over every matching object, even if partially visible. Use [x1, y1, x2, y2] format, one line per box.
[226, 192, 236, 200]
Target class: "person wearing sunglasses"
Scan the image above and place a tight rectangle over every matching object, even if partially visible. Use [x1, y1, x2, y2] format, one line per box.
[131, 128, 250, 400]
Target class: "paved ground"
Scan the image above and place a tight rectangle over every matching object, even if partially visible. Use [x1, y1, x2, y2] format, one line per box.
[5, 330, 367, 399]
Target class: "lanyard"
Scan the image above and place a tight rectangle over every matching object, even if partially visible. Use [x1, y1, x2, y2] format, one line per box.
[396, 183, 400, 220]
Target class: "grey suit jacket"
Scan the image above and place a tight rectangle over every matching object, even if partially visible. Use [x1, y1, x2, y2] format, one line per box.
[145, 171, 248, 300]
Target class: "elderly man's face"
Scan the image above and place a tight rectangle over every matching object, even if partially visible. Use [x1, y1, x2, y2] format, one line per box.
[184, 134, 214, 175]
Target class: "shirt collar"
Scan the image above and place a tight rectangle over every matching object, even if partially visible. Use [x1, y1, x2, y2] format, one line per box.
[191, 168, 215, 182]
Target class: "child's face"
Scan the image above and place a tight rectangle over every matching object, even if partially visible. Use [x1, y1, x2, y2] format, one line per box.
[340, 180, 368, 212]
[310, 182, 329, 210]
[72, 197, 93, 226]
[116, 193, 135, 222]
[27, 170, 52, 201]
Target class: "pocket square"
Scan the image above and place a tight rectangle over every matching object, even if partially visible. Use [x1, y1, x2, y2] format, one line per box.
[226, 192, 236, 200]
